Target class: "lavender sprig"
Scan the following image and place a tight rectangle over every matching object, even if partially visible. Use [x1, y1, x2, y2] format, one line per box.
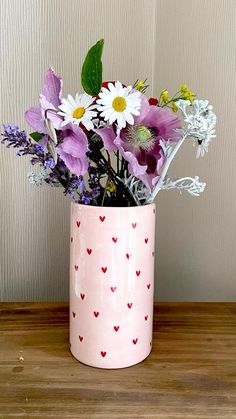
[1, 124, 29, 150]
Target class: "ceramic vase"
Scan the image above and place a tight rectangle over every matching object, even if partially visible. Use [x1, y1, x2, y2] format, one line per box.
[69, 202, 156, 369]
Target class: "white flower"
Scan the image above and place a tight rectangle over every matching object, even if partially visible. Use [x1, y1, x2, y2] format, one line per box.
[196, 137, 212, 158]
[96, 81, 141, 129]
[27, 170, 47, 186]
[92, 118, 108, 129]
[176, 99, 216, 158]
[58, 93, 97, 130]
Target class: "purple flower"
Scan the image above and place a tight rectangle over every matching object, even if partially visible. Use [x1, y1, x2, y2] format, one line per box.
[94, 95, 182, 189]
[64, 176, 85, 200]
[24, 67, 63, 133]
[81, 194, 91, 205]
[44, 157, 55, 169]
[1, 124, 29, 148]
[56, 124, 89, 177]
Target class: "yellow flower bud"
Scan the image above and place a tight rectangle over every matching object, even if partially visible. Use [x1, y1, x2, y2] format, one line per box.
[182, 90, 196, 102]
[136, 80, 145, 90]
[188, 91, 196, 103]
[160, 89, 170, 104]
[180, 84, 188, 93]
[171, 102, 178, 112]
[106, 182, 116, 193]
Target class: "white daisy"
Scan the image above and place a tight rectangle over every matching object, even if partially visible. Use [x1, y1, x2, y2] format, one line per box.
[96, 81, 141, 129]
[58, 93, 97, 130]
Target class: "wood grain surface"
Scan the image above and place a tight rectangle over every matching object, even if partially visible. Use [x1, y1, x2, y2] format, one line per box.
[0, 303, 236, 418]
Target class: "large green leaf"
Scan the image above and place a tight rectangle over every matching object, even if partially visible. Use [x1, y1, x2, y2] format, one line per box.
[81, 39, 104, 96]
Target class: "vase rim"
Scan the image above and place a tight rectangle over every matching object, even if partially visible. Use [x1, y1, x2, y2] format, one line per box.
[71, 202, 155, 211]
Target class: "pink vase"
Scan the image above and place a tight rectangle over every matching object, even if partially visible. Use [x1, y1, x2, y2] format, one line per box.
[69, 202, 156, 369]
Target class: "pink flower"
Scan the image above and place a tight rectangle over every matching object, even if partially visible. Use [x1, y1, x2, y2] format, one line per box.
[95, 95, 182, 190]
[56, 124, 89, 176]
[24, 67, 63, 133]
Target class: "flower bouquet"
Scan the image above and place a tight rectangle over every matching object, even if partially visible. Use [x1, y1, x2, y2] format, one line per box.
[1, 40, 216, 368]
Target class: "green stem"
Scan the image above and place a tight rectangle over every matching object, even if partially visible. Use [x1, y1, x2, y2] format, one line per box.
[117, 151, 120, 175]
[101, 176, 109, 206]
[89, 150, 136, 206]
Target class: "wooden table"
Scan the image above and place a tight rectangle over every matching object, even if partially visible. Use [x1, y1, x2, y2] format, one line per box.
[0, 303, 236, 418]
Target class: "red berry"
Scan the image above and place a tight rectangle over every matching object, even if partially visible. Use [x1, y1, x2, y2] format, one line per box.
[148, 97, 158, 106]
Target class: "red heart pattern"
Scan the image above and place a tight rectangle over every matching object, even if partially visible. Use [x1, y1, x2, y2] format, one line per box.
[70, 204, 155, 366]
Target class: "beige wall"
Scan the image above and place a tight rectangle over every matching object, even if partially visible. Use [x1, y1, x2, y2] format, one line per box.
[0, 0, 235, 301]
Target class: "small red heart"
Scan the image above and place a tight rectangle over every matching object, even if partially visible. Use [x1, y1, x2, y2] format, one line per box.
[112, 237, 117, 243]
[80, 293, 85, 300]
[145, 315, 148, 321]
[101, 351, 106, 357]
[87, 248, 92, 255]
[99, 216, 105, 222]
[127, 303, 133, 309]
[72, 312, 76, 318]
[94, 311, 99, 318]
[145, 238, 148, 244]
[70, 237, 73, 243]
[76, 221, 81, 228]
[126, 253, 131, 260]
[79, 336, 83, 342]
[101, 267, 107, 273]
[136, 270, 141, 277]
[132, 222, 137, 229]
[114, 326, 119, 332]
[111, 286, 117, 293]
[152, 251, 155, 257]
[74, 265, 78, 271]
[147, 283, 151, 289]
[133, 338, 138, 345]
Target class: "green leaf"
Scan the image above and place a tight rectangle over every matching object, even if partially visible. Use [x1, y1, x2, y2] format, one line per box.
[30, 132, 44, 142]
[81, 39, 104, 96]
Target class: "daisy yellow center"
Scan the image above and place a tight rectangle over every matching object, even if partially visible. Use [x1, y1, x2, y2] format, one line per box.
[112, 96, 127, 112]
[72, 107, 85, 119]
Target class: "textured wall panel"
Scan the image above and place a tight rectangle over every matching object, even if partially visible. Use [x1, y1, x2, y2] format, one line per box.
[0, 0, 156, 301]
[153, 0, 236, 300]
[1, 0, 236, 301]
